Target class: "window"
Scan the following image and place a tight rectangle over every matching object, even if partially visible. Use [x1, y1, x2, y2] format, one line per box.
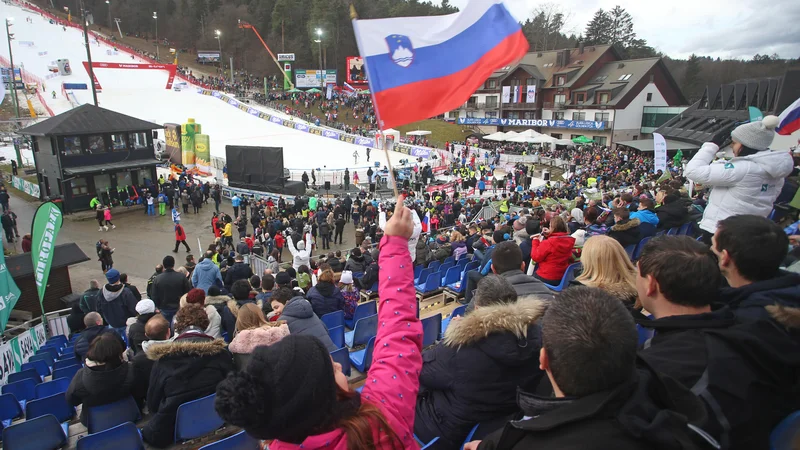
[485, 96, 498, 108]
[572, 112, 586, 121]
[509, 79, 520, 86]
[467, 96, 477, 106]
[632, 135, 639, 141]
[485, 111, 498, 119]
[93, 174, 112, 194]
[554, 94, 566, 105]
[553, 112, 565, 120]
[523, 111, 535, 120]
[646, 93, 653, 102]
[543, 63, 554, 68]
[33, 139, 39, 153]
[119, 170, 133, 188]
[598, 93, 610, 104]
[556, 76, 566, 86]
[138, 169, 153, 185]
[507, 112, 520, 119]
[128, 132, 149, 150]
[86, 135, 106, 154]
[51, 137, 57, 155]
[71, 177, 90, 195]
[593, 76, 607, 82]
[593, 136, 608, 146]
[575, 93, 585, 103]
[594, 112, 610, 122]
[526, 78, 535, 86]
[466, 111, 477, 118]
[617, 74, 632, 81]
[110, 134, 127, 152]
[571, 134, 582, 140]
[487, 80, 497, 89]
[62, 136, 82, 156]
[551, 133, 562, 139]
[43, 176, 50, 197]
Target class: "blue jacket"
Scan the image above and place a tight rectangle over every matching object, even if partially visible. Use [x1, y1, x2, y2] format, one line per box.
[478, 180, 486, 190]
[231, 196, 241, 207]
[630, 209, 659, 226]
[191, 259, 223, 293]
[717, 271, 800, 324]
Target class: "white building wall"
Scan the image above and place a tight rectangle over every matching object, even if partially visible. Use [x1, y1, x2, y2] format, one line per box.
[614, 83, 667, 131]
[542, 109, 616, 122]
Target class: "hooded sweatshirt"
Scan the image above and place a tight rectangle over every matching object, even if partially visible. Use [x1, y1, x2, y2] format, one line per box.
[279, 297, 337, 352]
[685, 142, 794, 233]
[287, 234, 311, 270]
[96, 283, 138, 328]
[191, 258, 223, 293]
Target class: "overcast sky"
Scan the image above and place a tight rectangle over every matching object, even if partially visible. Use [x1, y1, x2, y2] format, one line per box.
[434, 0, 800, 60]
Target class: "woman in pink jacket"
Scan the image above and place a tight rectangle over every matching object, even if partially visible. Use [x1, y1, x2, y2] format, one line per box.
[215, 200, 422, 450]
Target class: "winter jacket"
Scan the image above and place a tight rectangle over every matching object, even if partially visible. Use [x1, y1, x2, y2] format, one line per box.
[630, 208, 659, 227]
[529, 232, 576, 283]
[96, 284, 138, 328]
[716, 271, 800, 324]
[636, 309, 800, 450]
[415, 300, 547, 448]
[343, 255, 366, 273]
[307, 282, 346, 318]
[218, 298, 258, 341]
[266, 256, 280, 274]
[73, 326, 124, 363]
[151, 269, 192, 311]
[66, 361, 140, 425]
[142, 330, 234, 448]
[127, 312, 158, 354]
[279, 297, 337, 352]
[569, 280, 638, 304]
[415, 238, 432, 267]
[476, 360, 711, 450]
[450, 240, 467, 261]
[606, 218, 642, 249]
[174, 224, 187, 241]
[327, 257, 344, 273]
[229, 324, 290, 370]
[79, 287, 100, 314]
[287, 234, 311, 270]
[269, 235, 423, 450]
[655, 199, 690, 231]
[465, 270, 556, 314]
[191, 258, 223, 293]
[224, 262, 253, 289]
[685, 142, 794, 233]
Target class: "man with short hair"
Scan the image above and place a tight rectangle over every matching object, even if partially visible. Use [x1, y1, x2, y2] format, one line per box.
[146, 264, 163, 300]
[711, 214, 800, 321]
[635, 236, 800, 449]
[607, 207, 641, 249]
[79, 280, 101, 313]
[191, 251, 223, 293]
[119, 273, 142, 301]
[96, 269, 138, 337]
[631, 197, 659, 227]
[256, 274, 275, 302]
[224, 254, 253, 290]
[132, 314, 172, 404]
[73, 312, 125, 362]
[466, 286, 711, 449]
[465, 241, 554, 313]
[151, 256, 192, 323]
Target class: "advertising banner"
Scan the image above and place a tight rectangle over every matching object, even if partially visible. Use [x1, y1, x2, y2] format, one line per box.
[164, 123, 182, 165]
[0, 340, 15, 384]
[194, 134, 212, 176]
[197, 51, 221, 63]
[526, 85, 536, 103]
[12, 176, 41, 199]
[346, 56, 368, 85]
[295, 69, 337, 88]
[456, 118, 606, 130]
[0, 250, 21, 331]
[653, 133, 667, 173]
[31, 202, 63, 312]
[277, 53, 295, 61]
[182, 120, 201, 169]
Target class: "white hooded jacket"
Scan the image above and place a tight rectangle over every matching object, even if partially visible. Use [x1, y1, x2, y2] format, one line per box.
[287, 233, 312, 270]
[379, 209, 422, 261]
[685, 142, 794, 233]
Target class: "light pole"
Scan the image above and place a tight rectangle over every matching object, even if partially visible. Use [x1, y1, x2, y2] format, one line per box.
[5, 17, 22, 167]
[314, 27, 323, 86]
[105, 0, 111, 29]
[152, 11, 158, 61]
[79, 0, 98, 105]
[214, 29, 222, 74]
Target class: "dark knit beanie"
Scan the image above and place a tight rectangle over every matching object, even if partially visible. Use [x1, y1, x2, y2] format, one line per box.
[215, 335, 358, 443]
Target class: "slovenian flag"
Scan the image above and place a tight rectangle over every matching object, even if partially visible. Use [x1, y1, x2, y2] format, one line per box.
[343, 82, 357, 97]
[776, 97, 800, 136]
[352, 0, 528, 129]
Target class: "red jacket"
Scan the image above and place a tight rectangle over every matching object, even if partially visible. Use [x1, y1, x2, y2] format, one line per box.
[175, 224, 186, 241]
[530, 232, 576, 282]
[212, 217, 220, 238]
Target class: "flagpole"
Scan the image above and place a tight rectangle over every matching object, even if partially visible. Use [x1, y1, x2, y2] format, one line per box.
[351, 4, 400, 200]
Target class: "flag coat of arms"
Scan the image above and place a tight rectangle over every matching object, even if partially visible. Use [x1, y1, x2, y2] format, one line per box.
[353, 0, 528, 129]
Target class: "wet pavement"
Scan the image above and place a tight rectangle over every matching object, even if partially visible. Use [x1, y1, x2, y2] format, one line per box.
[4, 189, 363, 294]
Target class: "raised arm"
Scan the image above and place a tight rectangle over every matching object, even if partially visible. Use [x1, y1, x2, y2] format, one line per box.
[362, 201, 422, 448]
[684, 143, 747, 187]
[286, 235, 298, 256]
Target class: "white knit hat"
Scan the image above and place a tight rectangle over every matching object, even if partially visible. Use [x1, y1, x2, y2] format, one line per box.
[731, 115, 780, 151]
[340, 271, 353, 285]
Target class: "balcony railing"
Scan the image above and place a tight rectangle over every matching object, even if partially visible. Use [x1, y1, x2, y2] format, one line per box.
[542, 102, 567, 109]
[502, 102, 537, 110]
[459, 102, 500, 110]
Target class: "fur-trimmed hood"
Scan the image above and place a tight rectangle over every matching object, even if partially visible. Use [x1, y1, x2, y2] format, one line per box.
[611, 218, 641, 232]
[204, 294, 231, 306]
[146, 332, 228, 360]
[444, 299, 547, 347]
[229, 324, 290, 354]
[767, 305, 800, 329]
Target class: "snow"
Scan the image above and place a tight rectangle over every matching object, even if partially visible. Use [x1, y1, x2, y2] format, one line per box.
[0, 2, 411, 174]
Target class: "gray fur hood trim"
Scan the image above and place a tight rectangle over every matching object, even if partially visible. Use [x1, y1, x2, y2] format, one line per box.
[444, 298, 547, 347]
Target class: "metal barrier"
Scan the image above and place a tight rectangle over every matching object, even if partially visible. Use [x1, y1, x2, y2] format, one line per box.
[2, 308, 70, 343]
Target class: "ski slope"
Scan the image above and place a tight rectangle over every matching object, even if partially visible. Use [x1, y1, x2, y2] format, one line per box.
[0, 1, 410, 173]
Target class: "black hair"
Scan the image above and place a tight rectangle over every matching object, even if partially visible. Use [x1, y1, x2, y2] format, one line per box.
[272, 287, 294, 303]
[638, 236, 721, 307]
[543, 287, 637, 397]
[262, 274, 275, 291]
[163, 255, 176, 269]
[231, 279, 252, 301]
[491, 241, 523, 274]
[715, 215, 789, 282]
[474, 275, 517, 307]
[86, 332, 124, 369]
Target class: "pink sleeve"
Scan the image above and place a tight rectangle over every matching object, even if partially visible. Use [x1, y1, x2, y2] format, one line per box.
[362, 235, 423, 447]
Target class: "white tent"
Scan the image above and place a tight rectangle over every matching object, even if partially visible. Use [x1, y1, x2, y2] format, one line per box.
[515, 129, 541, 139]
[530, 134, 557, 144]
[382, 128, 401, 142]
[483, 132, 507, 141]
[553, 138, 575, 146]
[406, 130, 432, 136]
[506, 135, 539, 143]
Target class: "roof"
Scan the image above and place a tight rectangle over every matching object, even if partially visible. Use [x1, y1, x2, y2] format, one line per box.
[63, 158, 162, 175]
[19, 104, 163, 137]
[616, 138, 700, 152]
[497, 64, 545, 83]
[520, 45, 616, 88]
[7, 243, 90, 278]
[572, 58, 662, 106]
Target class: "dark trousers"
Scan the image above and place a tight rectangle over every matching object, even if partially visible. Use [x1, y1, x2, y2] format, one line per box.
[182, 204, 189, 213]
[233, 206, 239, 217]
[345, 209, 351, 222]
[214, 200, 220, 212]
[464, 270, 483, 303]
[334, 229, 343, 244]
[174, 239, 191, 252]
[160, 308, 177, 325]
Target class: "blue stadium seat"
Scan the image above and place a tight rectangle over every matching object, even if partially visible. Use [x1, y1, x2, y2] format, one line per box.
[440, 305, 467, 338]
[639, 222, 657, 238]
[328, 326, 345, 350]
[771, 410, 800, 450]
[678, 222, 694, 236]
[624, 244, 636, 261]
[29, 352, 55, 368]
[636, 324, 655, 348]
[330, 347, 351, 377]
[349, 336, 376, 373]
[21, 360, 51, 378]
[666, 227, 679, 235]
[427, 260, 441, 272]
[58, 346, 74, 358]
[175, 394, 224, 442]
[542, 262, 582, 292]
[421, 314, 442, 348]
[7, 368, 41, 385]
[53, 357, 78, 370]
[441, 266, 461, 286]
[438, 261, 455, 278]
[456, 258, 469, 269]
[632, 236, 653, 261]
[416, 271, 442, 295]
[0, 393, 23, 432]
[345, 314, 378, 348]
[25, 393, 75, 424]
[345, 300, 376, 330]
[35, 378, 71, 399]
[77, 421, 144, 450]
[2, 414, 67, 450]
[464, 260, 481, 273]
[36, 347, 60, 362]
[321, 310, 344, 331]
[46, 335, 68, 348]
[446, 269, 471, 294]
[413, 265, 424, 281]
[69, 333, 81, 344]
[199, 430, 260, 450]
[443, 256, 455, 266]
[417, 436, 440, 449]
[414, 268, 433, 287]
[52, 364, 81, 382]
[86, 396, 141, 434]
[2, 379, 37, 409]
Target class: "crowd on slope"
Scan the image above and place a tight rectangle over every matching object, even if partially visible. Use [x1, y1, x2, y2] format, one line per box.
[49, 116, 800, 449]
